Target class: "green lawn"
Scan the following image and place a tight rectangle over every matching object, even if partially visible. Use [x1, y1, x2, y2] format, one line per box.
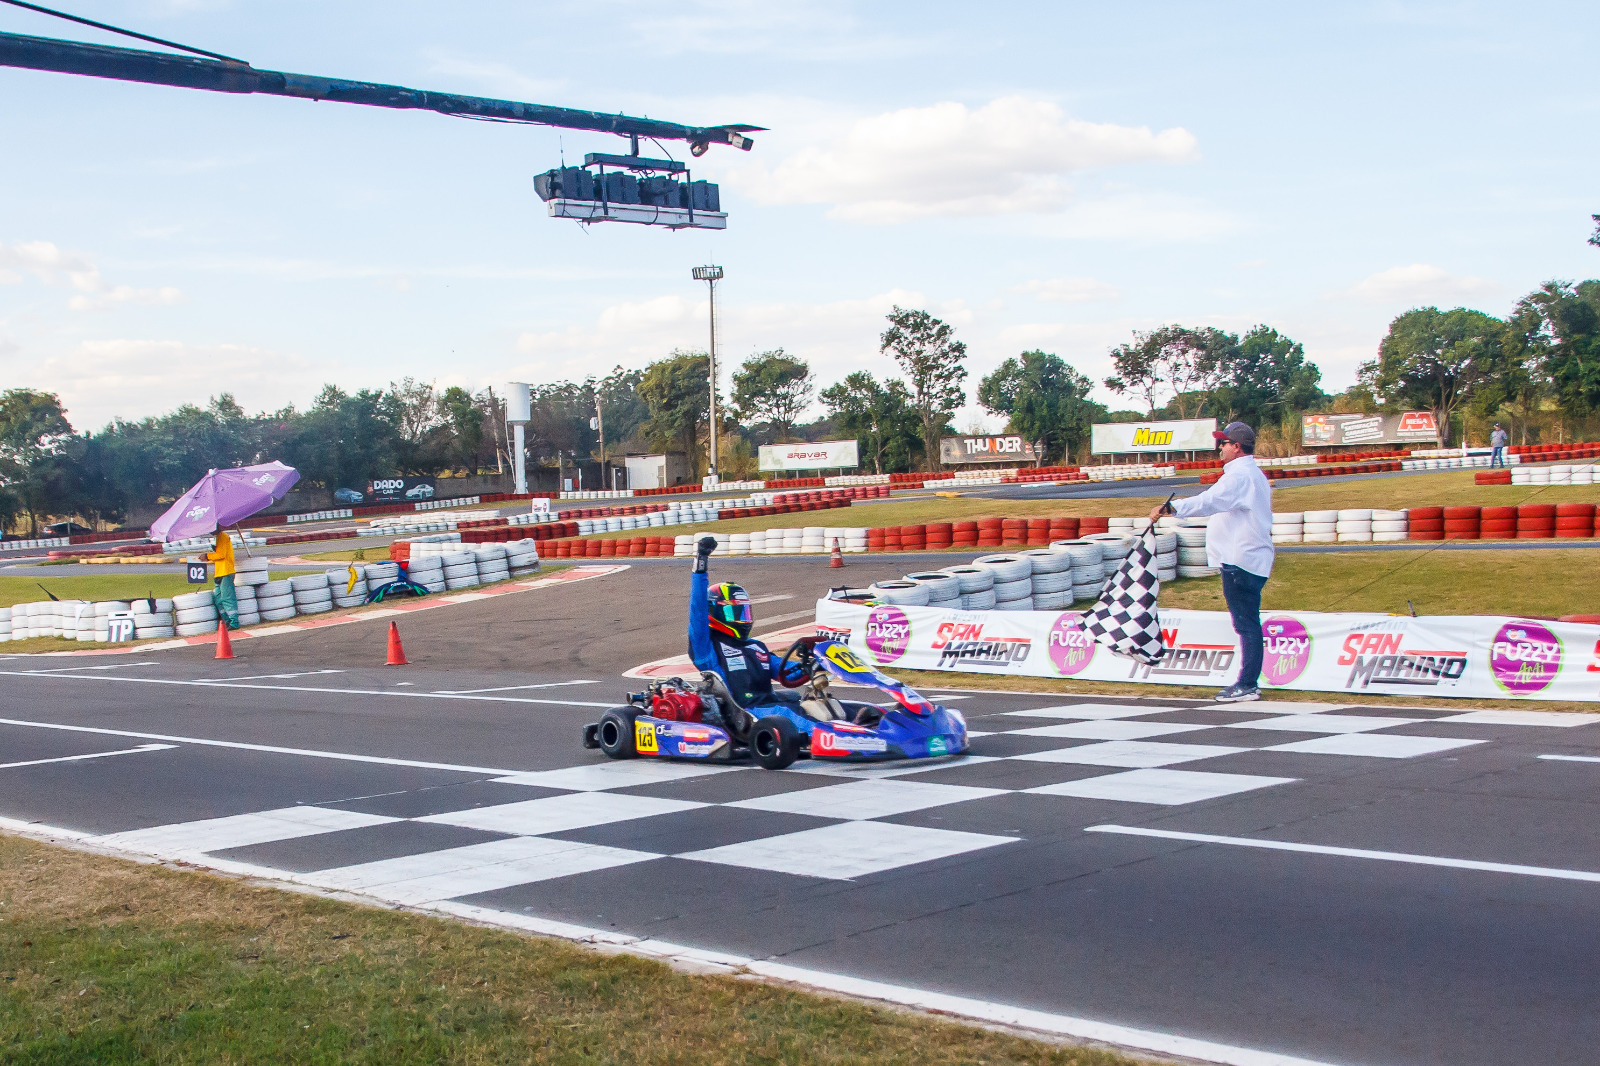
[0, 834, 1135, 1066]
[567, 470, 1600, 541]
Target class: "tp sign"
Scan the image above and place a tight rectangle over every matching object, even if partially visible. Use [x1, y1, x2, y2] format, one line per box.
[1091, 419, 1217, 455]
[759, 440, 860, 472]
[105, 610, 136, 642]
[939, 435, 1038, 465]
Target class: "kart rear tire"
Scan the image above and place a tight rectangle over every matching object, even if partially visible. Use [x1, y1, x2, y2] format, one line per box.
[751, 715, 801, 770]
[596, 709, 638, 759]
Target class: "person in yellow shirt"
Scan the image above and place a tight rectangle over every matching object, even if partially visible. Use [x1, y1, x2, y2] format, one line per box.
[203, 531, 239, 629]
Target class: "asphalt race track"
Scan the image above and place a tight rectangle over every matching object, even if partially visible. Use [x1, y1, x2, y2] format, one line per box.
[5, 556, 1600, 1066]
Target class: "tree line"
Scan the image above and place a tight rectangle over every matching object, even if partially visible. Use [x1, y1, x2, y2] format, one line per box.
[3, 278, 1596, 533]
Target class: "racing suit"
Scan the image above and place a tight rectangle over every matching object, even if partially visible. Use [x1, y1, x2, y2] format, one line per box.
[687, 545, 806, 710]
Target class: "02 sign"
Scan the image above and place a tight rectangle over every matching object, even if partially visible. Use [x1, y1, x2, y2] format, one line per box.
[186, 562, 209, 584]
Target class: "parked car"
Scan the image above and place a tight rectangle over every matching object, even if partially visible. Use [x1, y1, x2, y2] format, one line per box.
[404, 482, 436, 500]
[333, 487, 365, 504]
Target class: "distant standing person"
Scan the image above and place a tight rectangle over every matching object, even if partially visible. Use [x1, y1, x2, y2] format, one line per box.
[1149, 421, 1274, 702]
[1490, 423, 1508, 467]
[203, 531, 239, 629]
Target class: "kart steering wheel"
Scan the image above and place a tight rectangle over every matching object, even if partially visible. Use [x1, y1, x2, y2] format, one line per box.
[778, 636, 823, 688]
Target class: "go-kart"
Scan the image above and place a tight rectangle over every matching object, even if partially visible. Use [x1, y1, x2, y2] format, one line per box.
[582, 637, 968, 770]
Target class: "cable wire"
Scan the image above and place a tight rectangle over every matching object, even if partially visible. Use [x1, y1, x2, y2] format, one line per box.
[0, 0, 246, 63]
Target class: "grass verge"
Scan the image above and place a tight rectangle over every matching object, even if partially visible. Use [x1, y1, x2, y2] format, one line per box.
[575, 470, 1600, 541]
[0, 834, 1134, 1065]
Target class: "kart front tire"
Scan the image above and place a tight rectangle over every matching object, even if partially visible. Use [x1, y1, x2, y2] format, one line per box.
[596, 709, 638, 759]
[751, 715, 801, 770]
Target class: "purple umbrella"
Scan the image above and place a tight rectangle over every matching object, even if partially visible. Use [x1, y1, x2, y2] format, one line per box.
[149, 462, 301, 543]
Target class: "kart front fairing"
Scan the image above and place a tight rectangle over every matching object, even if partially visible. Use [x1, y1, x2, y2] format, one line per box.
[795, 640, 967, 761]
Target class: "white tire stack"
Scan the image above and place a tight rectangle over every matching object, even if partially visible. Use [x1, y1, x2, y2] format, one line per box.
[1335, 508, 1374, 543]
[748, 531, 767, 553]
[728, 533, 752, 555]
[442, 550, 480, 590]
[328, 566, 369, 608]
[132, 598, 177, 639]
[975, 554, 1032, 611]
[234, 583, 260, 627]
[801, 526, 827, 553]
[869, 579, 931, 606]
[1271, 512, 1304, 544]
[1511, 468, 1533, 485]
[257, 579, 296, 622]
[781, 528, 804, 553]
[940, 564, 996, 610]
[1020, 547, 1074, 609]
[1048, 539, 1105, 602]
[366, 561, 401, 587]
[475, 544, 511, 585]
[1549, 465, 1572, 485]
[1372, 509, 1408, 542]
[904, 571, 963, 608]
[1176, 525, 1217, 578]
[63, 601, 94, 641]
[235, 557, 270, 589]
[290, 573, 333, 615]
[0, 605, 10, 642]
[506, 539, 541, 578]
[173, 590, 219, 636]
[409, 554, 446, 592]
[766, 529, 787, 555]
[1302, 509, 1338, 543]
[1107, 516, 1139, 535]
[1572, 464, 1595, 486]
[1152, 531, 1178, 582]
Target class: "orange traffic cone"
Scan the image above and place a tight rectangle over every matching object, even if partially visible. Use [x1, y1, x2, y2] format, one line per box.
[829, 539, 844, 568]
[214, 619, 234, 660]
[385, 621, 408, 666]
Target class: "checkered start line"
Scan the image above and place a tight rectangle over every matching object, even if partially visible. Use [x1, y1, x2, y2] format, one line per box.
[71, 702, 1598, 904]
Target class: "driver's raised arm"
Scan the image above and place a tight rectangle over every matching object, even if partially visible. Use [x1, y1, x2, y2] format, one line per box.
[687, 536, 719, 673]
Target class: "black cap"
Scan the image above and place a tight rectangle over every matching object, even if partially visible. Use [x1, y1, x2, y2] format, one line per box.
[1212, 421, 1256, 447]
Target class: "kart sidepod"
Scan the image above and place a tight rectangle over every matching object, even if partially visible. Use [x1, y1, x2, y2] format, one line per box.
[582, 639, 968, 770]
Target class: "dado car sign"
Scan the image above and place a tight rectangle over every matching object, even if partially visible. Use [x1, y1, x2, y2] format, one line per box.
[814, 598, 1600, 702]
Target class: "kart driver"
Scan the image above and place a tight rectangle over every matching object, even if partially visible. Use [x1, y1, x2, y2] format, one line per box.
[688, 535, 808, 709]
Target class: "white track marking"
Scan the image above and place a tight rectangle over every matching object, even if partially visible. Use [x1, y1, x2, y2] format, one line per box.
[1226, 714, 1423, 734]
[0, 716, 523, 775]
[1013, 741, 1248, 769]
[433, 679, 602, 695]
[210, 669, 346, 681]
[731, 779, 1005, 820]
[1087, 825, 1600, 883]
[752, 608, 823, 630]
[1009, 720, 1209, 741]
[493, 761, 739, 790]
[682, 821, 1013, 880]
[1027, 769, 1294, 805]
[0, 669, 614, 707]
[1265, 735, 1484, 759]
[1443, 710, 1600, 727]
[15, 662, 161, 673]
[0, 743, 175, 770]
[1540, 754, 1600, 765]
[1004, 704, 1176, 720]
[100, 806, 396, 859]
[421, 792, 705, 835]
[746, 594, 794, 605]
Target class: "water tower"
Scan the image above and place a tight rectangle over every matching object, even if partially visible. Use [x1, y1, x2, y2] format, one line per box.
[506, 383, 532, 495]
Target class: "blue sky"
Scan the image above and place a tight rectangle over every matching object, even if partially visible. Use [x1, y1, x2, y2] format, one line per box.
[1, 0, 1595, 433]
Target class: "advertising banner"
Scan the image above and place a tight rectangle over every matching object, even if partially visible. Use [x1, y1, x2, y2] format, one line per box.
[939, 435, 1039, 465]
[1301, 411, 1439, 447]
[368, 476, 436, 503]
[814, 599, 1600, 702]
[759, 440, 860, 472]
[1091, 419, 1217, 455]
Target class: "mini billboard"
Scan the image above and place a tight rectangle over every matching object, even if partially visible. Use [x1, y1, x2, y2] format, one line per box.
[939, 435, 1038, 465]
[368, 476, 436, 502]
[758, 440, 860, 472]
[1301, 411, 1439, 447]
[1091, 418, 1217, 455]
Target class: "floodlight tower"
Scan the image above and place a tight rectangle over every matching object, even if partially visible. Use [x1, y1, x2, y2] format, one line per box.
[692, 264, 724, 481]
[506, 382, 531, 495]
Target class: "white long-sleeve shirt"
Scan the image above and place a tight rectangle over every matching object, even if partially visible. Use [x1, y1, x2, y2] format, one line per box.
[1172, 454, 1275, 577]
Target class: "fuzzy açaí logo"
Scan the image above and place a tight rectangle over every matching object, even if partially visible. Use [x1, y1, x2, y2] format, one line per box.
[1261, 616, 1312, 686]
[864, 605, 912, 664]
[1489, 620, 1562, 695]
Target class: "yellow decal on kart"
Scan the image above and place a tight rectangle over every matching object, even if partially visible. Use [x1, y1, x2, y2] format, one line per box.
[824, 644, 871, 674]
[635, 720, 658, 754]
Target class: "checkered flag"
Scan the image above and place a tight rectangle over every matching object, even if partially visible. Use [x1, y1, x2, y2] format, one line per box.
[1082, 524, 1166, 666]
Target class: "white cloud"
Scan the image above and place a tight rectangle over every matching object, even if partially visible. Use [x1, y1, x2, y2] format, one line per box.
[1344, 264, 1498, 305]
[0, 240, 185, 311]
[1015, 277, 1121, 304]
[735, 96, 1198, 223]
[10, 339, 324, 431]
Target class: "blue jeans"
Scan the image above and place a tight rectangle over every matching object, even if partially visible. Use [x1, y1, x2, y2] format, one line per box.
[1221, 564, 1268, 689]
[1491, 447, 1505, 467]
